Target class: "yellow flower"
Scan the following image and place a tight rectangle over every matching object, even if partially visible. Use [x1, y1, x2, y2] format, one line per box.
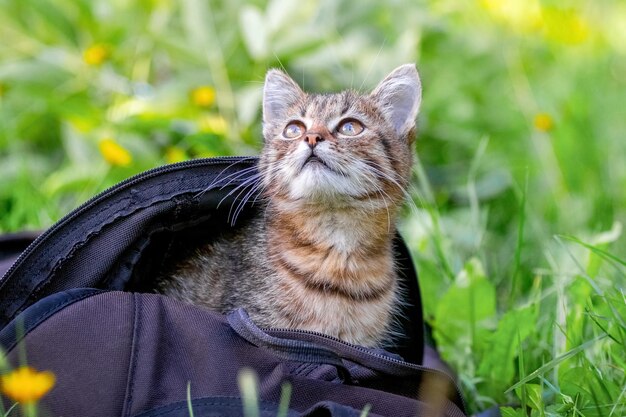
[542, 7, 590, 45]
[165, 146, 187, 164]
[479, 0, 543, 33]
[1, 366, 55, 404]
[199, 114, 228, 135]
[190, 86, 216, 108]
[83, 44, 110, 66]
[480, 1, 592, 44]
[99, 138, 132, 166]
[533, 113, 553, 132]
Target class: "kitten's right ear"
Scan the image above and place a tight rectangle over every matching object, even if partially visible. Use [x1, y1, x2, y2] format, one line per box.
[371, 64, 422, 138]
[263, 69, 304, 125]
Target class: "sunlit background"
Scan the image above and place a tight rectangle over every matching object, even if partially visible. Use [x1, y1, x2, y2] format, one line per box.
[1, 0, 625, 414]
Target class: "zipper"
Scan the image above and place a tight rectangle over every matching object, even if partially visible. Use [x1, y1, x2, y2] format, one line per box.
[264, 326, 467, 413]
[0, 156, 257, 284]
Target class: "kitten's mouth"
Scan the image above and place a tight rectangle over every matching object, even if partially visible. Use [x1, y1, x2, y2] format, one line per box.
[303, 155, 331, 170]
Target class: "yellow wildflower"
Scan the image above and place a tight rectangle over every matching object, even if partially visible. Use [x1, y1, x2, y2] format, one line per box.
[480, 1, 591, 44]
[1, 366, 55, 403]
[479, 0, 543, 33]
[199, 114, 228, 135]
[533, 113, 553, 132]
[165, 146, 187, 164]
[99, 138, 132, 166]
[542, 7, 590, 45]
[190, 86, 216, 108]
[83, 44, 110, 66]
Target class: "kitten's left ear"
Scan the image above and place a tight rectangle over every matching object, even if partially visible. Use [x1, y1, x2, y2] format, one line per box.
[263, 69, 305, 125]
[370, 64, 422, 138]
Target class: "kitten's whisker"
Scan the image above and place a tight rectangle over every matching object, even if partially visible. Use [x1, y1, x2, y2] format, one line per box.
[359, 174, 394, 233]
[218, 172, 261, 199]
[225, 179, 259, 223]
[358, 39, 386, 92]
[333, 151, 417, 221]
[219, 165, 258, 184]
[326, 152, 395, 230]
[273, 52, 287, 74]
[225, 164, 284, 224]
[197, 167, 259, 205]
[376, 187, 393, 233]
[218, 164, 281, 207]
[214, 166, 260, 191]
[251, 184, 271, 207]
[231, 180, 268, 225]
[220, 177, 262, 218]
[356, 158, 419, 215]
[194, 157, 258, 198]
[360, 159, 407, 191]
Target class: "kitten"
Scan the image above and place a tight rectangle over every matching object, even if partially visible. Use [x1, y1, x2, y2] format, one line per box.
[158, 64, 421, 347]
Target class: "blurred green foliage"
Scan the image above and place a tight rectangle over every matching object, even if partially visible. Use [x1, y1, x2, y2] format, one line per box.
[1, 0, 625, 414]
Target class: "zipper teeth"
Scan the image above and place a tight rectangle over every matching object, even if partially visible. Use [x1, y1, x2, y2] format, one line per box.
[1, 156, 257, 282]
[264, 326, 467, 411]
[266, 326, 418, 365]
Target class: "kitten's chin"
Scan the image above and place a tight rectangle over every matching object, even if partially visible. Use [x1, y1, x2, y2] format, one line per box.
[287, 167, 364, 202]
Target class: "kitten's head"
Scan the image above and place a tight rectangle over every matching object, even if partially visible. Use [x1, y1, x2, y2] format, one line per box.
[259, 64, 421, 207]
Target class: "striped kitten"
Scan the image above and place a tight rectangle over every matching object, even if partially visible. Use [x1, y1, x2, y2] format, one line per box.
[158, 64, 421, 347]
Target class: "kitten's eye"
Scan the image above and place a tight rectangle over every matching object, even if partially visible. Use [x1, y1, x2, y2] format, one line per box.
[283, 121, 305, 139]
[337, 119, 364, 136]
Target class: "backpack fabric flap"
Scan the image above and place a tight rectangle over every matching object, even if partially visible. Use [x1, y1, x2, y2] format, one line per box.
[0, 157, 258, 327]
[228, 308, 465, 410]
[1, 290, 466, 417]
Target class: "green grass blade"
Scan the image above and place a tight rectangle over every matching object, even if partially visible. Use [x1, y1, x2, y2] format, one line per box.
[3, 403, 18, 417]
[609, 382, 626, 417]
[237, 368, 260, 417]
[506, 335, 607, 393]
[186, 381, 195, 417]
[511, 169, 528, 303]
[554, 236, 605, 295]
[559, 235, 626, 269]
[516, 331, 528, 413]
[586, 307, 622, 345]
[276, 382, 292, 417]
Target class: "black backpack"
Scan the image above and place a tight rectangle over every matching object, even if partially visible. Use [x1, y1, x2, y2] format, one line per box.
[0, 157, 467, 417]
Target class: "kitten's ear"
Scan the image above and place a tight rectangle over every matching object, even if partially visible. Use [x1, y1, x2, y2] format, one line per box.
[370, 64, 421, 137]
[263, 69, 305, 124]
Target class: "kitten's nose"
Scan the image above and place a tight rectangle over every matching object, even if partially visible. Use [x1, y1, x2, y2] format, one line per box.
[304, 133, 324, 149]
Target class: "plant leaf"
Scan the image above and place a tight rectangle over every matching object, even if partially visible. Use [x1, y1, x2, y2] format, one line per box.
[433, 258, 496, 368]
[478, 305, 537, 385]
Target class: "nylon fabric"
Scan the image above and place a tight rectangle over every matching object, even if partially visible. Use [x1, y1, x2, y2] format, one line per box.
[2, 291, 466, 417]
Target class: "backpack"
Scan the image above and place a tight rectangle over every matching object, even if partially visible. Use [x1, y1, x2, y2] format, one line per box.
[0, 157, 467, 417]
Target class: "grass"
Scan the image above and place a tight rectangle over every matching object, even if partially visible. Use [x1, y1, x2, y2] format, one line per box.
[0, 0, 625, 415]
